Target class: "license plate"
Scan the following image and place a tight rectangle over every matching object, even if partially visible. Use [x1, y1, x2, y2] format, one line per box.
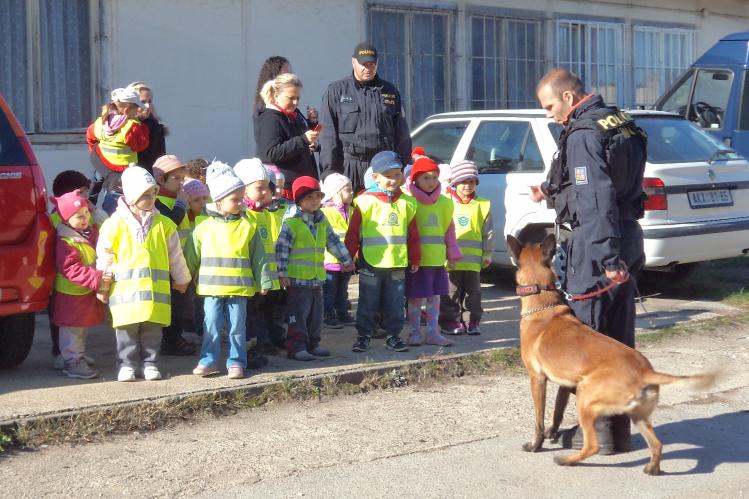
[687, 189, 733, 209]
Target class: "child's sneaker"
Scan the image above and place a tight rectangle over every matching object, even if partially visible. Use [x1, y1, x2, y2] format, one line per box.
[83, 355, 96, 367]
[193, 364, 220, 377]
[290, 350, 317, 361]
[309, 346, 331, 357]
[246, 347, 269, 369]
[466, 322, 482, 335]
[338, 312, 356, 326]
[424, 332, 453, 347]
[407, 330, 422, 346]
[352, 336, 370, 352]
[323, 315, 343, 329]
[143, 366, 162, 381]
[117, 365, 136, 382]
[385, 335, 409, 352]
[441, 321, 466, 335]
[227, 366, 245, 379]
[62, 359, 98, 379]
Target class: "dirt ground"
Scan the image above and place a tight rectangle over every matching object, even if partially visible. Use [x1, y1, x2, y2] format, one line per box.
[1, 323, 747, 498]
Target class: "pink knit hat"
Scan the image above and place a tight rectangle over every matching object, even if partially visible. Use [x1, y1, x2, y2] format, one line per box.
[449, 160, 479, 186]
[152, 154, 185, 180]
[182, 178, 209, 199]
[52, 189, 89, 222]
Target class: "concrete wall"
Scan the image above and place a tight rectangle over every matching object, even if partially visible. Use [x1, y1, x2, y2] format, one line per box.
[31, 0, 749, 192]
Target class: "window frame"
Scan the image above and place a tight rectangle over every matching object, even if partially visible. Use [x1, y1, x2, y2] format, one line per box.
[4, 0, 101, 142]
[367, 3, 455, 126]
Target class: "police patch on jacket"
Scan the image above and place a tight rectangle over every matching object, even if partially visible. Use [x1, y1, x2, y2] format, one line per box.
[340, 95, 353, 103]
[382, 92, 397, 106]
[574, 166, 588, 185]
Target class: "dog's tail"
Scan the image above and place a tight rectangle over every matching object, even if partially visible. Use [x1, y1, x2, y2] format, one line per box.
[643, 370, 719, 390]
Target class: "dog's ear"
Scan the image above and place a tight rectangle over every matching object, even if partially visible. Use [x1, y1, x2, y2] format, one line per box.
[507, 235, 523, 263]
[540, 233, 557, 263]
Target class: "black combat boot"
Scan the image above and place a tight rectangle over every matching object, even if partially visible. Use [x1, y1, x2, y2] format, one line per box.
[611, 414, 632, 452]
[560, 417, 614, 455]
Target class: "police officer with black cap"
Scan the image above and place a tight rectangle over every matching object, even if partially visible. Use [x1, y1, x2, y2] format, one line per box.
[319, 42, 411, 192]
[530, 68, 648, 455]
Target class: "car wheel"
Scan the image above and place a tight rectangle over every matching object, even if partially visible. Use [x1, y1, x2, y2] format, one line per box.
[0, 313, 36, 369]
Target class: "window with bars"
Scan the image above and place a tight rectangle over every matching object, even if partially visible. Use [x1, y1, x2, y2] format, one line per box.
[369, 6, 452, 125]
[633, 26, 695, 108]
[470, 15, 544, 110]
[555, 20, 626, 106]
[0, 0, 96, 132]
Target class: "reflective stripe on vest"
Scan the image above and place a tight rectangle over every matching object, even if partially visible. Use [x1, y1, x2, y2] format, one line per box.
[414, 195, 453, 267]
[286, 217, 327, 281]
[93, 117, 138, 167]
[194, 216, 256, 297]
[245, 209, 280, 290]
[355, 193, 416, 268]
[452, 196, 490, 272]
[321, 205, 352, 265]
[102, 213, 174, 328]
[157, 195, 192, 247]
[54, 237, 97, 296]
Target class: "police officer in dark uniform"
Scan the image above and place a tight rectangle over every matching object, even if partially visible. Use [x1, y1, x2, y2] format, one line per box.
[319, 42, 411, 192]
[530, 68, 647, 453]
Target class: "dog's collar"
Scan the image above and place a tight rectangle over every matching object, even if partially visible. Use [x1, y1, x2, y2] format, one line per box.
[515, 283, 558, 296]
[520, 303, 565, 318]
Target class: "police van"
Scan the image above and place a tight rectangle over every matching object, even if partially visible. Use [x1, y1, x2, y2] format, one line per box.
[411, 109, 749, 279]
[655, 31, 749, 158]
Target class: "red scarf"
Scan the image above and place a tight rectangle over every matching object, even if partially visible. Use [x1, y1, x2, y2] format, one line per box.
[271, 103, 298, 121]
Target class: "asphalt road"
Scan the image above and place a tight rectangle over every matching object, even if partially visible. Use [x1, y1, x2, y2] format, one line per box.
[1, 320, 747, 498]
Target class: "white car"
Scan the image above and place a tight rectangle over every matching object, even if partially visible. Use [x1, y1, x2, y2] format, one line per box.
[411, 109, 749, 277]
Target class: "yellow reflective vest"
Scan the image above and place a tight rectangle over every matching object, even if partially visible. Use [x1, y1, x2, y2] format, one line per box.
[355, 193, 417, 268]
[54, 237, 97, 296]
[93, 117, 139, 167]
[157, 195, 192, 247]
[414, 194, 453, 267]
[245, 209, 280, 291]
[286, 217, 327, 281]
[100, 213, 175, 328]
[451, 195, 491, 272]
[193, 216, 257, 297]
[320, 204, 352, 265]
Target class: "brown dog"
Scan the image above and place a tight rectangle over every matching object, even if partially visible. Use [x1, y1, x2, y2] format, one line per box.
[507, 234, 716, 475]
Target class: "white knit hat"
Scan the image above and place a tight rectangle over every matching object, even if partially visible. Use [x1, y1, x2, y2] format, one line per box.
[234, 158, 272, 186]
[110, 87, 143, 108]
[206, 161, 245, 201]
[449, 160, 479, 186]
[322, 173, 352, 202]
[121, 166, 158, 205]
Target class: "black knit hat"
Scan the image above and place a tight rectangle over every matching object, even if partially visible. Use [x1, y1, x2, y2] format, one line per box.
[52, 170, 90, 197]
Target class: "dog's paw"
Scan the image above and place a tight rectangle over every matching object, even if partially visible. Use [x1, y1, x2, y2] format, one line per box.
[643, 463, 661, 476]
[522, 441, 543, 453]
[553, 454, 574, 466]
[545, 428, 560, 443]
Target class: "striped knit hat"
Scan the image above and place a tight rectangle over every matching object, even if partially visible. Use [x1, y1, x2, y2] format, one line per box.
[449, 160, 479, 186]
[182, 178, 209, 199]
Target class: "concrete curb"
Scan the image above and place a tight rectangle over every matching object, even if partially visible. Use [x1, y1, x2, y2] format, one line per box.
[0, 347, 521, 447]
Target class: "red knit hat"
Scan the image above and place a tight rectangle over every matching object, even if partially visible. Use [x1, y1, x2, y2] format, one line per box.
[410, 155, 439, 182]
[52, 189, 89, 222]
[292, 176, 321, 203]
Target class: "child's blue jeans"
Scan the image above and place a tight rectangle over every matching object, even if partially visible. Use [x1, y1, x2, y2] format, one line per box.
[355, 262, 406, 338]
[200, 296, 247, 369]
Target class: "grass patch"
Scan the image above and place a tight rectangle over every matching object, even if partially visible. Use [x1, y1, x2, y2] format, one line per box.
[1, 348, 522, 450]
[637, 309, 749, 346]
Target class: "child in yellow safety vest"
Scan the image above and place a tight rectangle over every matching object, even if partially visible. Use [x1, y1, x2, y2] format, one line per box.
[48, 170, 108, 370]
[49, 190, 109, 379]
[185, 162, 273, 380]
[320, 173, 356, 329]
[233, 158, 280, 364]
[403, 152, 462, 347]
[344, 151, 420, 354]
[275, 177, 354, 361]
[182, 178, 210, 339]
[152, 154, 196, 356]
[439, 161, 494, 335]
[96, 166, 192, 382]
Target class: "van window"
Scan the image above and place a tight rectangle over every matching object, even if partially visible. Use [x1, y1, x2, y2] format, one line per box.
[466, 121, 543, 173]
[689, 69, 733, 130]
[411, 121, 469, 164]
[0, 109, 27, 166]
[739, 71, 749, 131]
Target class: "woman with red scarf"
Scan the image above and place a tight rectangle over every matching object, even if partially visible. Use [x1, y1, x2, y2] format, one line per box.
[255, 73, 319, 199]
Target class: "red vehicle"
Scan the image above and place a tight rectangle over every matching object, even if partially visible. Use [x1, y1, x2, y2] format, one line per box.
[0, 93, 55, 368]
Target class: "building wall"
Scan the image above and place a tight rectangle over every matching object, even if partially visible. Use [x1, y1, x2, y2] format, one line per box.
[31, 0, 748, 191]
